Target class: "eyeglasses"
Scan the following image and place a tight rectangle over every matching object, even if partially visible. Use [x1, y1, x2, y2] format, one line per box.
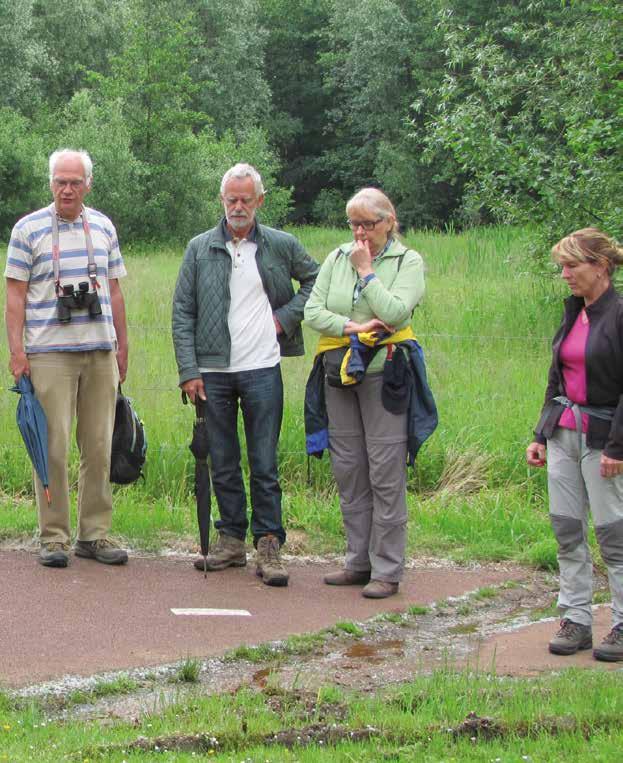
[347, 218, 383, 231]
[52, 178, 85, 190]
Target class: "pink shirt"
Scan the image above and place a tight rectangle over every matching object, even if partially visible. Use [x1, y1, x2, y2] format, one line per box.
[558, 310, 589, 433]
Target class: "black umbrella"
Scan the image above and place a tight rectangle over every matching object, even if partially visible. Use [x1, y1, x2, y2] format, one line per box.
[186, 395, 212, 578]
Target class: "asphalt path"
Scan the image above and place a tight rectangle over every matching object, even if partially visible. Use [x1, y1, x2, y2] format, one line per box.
[0, 550, 519, 688]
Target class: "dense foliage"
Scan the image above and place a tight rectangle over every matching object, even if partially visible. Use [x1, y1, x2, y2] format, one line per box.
[0, 0, 620, 252]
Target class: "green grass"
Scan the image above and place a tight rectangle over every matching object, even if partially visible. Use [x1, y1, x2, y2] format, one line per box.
[0, 225, 568, 565]
[174, 658, 201, 684]
[1, 669, 623, 760]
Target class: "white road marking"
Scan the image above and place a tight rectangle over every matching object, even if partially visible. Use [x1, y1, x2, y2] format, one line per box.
[171, 608, 252, 617]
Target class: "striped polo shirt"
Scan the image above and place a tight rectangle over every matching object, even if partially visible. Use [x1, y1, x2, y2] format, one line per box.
[4, 205, 127, 354]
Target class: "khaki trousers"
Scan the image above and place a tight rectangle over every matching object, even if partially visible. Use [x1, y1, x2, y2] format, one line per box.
[28, 351, 119, 545]
[325, 373, 408, 582]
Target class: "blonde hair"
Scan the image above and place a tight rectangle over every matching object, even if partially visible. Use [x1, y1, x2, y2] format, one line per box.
[346, 187, 399, 236]
[552, 227, 623, 276]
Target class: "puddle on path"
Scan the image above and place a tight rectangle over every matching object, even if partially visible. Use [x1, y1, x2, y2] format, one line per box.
[252, 668, 273, 687]
[343, 640, 405, 660]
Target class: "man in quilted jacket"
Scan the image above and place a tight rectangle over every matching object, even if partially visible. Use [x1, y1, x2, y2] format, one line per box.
[172, 164, 319, 586]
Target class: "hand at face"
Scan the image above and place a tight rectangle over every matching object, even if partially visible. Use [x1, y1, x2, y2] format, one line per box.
[526, 441, 546, 467]
[600, 453, 623, 479]
[350, 239, 373, 276]
[181, 378, 206, 404]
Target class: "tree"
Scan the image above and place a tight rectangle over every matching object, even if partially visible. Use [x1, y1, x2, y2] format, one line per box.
[0, 0, 47, 112]
[0, 109, 47, 237]
[189, 0, 271, 137]
[30, 0, 127, 107]
[260, 0, 333, 221]
[420, 0, 623, 252]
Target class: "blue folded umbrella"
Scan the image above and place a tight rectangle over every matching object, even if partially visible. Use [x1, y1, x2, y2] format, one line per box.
[10, 375, 50, 505]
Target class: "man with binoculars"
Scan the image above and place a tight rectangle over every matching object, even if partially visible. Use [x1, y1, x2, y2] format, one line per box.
[4, 149, 129, 568]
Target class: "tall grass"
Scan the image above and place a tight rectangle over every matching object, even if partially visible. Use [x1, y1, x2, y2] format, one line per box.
[0, 225, 567, 559]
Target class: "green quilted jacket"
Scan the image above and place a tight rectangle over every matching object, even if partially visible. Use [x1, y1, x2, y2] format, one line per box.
[172, 219, 319, 384]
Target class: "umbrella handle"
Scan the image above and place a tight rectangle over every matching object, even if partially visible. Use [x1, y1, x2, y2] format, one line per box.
[195, 397, 206, 421]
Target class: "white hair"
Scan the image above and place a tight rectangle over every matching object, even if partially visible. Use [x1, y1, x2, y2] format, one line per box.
[220, 163, 264, 197]
[49, 149, 93, 186]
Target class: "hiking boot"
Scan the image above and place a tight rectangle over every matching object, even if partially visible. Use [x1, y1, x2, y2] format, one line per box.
[39, 542, 70, 568]
[362, 580, 399, 599]
[324, 569, 371, 586]
[75, 539, 128, 565]
[548, 618, 592, 655]
[593, 624, 623, 662]
[255, 534, 289, 587]
[193, 533, 246, 571]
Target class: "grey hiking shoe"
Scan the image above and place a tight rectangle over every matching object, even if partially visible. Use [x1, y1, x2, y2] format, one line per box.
[593, 624, 623, 662]
[194, 533, 246, 571]
[39, 542, 70, 568]
[255, 534, 289, 587]
[362, 580, 399, 599]
[75, 539, 128, 565]
[548, 618, 592, 655]
[324, 569, 371, 586]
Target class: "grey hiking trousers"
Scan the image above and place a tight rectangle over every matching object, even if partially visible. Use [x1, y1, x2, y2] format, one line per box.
[325, 373, 408, 582]
[547, 427, 623, 627]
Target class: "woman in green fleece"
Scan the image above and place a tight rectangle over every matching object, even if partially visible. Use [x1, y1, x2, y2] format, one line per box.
[304, 188, 425, 598]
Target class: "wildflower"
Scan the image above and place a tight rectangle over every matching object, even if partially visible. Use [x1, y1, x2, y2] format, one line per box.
[2, 725, 10, 731]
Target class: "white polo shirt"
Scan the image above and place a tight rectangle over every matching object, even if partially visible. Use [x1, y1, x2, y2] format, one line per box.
[199, 236, 280, 373]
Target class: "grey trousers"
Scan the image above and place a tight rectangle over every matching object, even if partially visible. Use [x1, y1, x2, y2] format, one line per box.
[325, 373, 408, 582]
[547, 427, 623, 627]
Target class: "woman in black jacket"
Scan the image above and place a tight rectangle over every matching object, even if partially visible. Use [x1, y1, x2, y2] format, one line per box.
[526, 228, 623, 662]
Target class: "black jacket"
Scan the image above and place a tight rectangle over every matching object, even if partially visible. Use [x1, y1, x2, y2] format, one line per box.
[534, 285, 623, 459]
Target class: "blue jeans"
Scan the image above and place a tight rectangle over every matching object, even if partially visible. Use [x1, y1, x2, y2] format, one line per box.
[201, 364, 285, 545]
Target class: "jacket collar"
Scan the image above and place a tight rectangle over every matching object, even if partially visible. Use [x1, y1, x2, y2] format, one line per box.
[564, 283, 618, 320]
[213, 217, 261, 250]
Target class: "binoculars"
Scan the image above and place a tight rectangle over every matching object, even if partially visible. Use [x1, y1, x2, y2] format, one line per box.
[57, 281, 102, 323]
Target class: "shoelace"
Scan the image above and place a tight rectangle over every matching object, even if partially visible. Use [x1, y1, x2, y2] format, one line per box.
[94, 539, 118, 550]
[603, 626, 623, 645]
[265, 539, 281, 563]
[46, 542, 68, 552]
[558, 619, 583, 637]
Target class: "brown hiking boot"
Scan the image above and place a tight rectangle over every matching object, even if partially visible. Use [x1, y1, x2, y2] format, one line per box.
[39, 542, 70, 568]
[194, 533, 246, 571]
[548, 618, 592, 655]
[255, 534, 288, 587]
[75, 539, 128, 565]
[362, 580, 399, 599]
[593, 624, 623, 662]
[324, 569, 371, 586]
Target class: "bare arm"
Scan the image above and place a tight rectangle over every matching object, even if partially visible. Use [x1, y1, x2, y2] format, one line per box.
[109, 279, 128, 383]
[5, 277, 29, 381]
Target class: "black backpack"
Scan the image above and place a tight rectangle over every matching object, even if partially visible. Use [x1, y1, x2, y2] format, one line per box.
[110, 386, 147, 485]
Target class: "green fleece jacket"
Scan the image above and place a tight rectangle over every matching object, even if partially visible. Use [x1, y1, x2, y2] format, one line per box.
[172, 219, 319, 385]
[304, 238, 425, 374]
